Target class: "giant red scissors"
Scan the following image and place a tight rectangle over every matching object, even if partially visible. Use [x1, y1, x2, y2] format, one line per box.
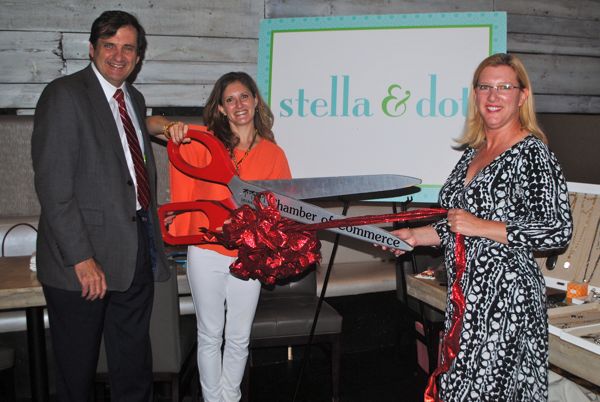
[159, 126, 416, 250]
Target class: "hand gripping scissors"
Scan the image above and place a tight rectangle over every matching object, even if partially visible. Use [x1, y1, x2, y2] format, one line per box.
[159, 126, 413, 251]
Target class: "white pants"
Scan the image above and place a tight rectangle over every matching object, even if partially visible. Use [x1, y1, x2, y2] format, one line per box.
[187, 246, 261, 402]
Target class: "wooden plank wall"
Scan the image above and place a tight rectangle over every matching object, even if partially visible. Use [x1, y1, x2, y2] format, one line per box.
[0, 0, 598, 113]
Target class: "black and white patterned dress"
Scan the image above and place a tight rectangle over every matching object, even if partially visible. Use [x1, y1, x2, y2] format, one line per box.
[432, 135, 573, 401]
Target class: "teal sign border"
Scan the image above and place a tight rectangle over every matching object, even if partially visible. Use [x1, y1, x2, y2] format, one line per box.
[257, 11, 507, 203]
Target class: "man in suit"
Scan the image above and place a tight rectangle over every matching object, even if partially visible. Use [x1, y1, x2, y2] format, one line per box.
[31, 10, 169, 401]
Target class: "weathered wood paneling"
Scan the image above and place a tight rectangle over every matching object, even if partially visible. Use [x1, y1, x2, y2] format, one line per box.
[518, 53, 600, 96]
[0, 0, 263, 38]
[508, 33, 600, 57]
[62, 33, 258, 63]
[0, 84, 213, 110]
[0, 84, 45, 108]
[0, 0, 598, 114]
[265, 0, 332, 17]
[136, 84, 213, 107]
[330, 0, 491, 15]
[508, 14, 600, 38]
[498, 0, 600, 21]
[0, 83, 214, 109]
[265, 0, 493, 18]
[66, 60, 257, 84]
[146, 36, 258, 63]
[536, 94, 600, 114]
[0, 31, 63, 83]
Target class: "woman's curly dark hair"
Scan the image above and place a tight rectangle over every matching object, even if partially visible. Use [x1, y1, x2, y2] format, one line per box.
[202, 72, 275, 152]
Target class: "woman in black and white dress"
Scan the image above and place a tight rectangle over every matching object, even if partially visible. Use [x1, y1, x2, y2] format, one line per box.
[391, 53, 572, 401]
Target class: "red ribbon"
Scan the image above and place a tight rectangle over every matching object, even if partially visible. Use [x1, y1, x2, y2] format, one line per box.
[216, 193, 322, 285]
[286, 207, 448, 233]
[162, 190, 464, 398]
[190, 192, 446, 285]
[214, 192, 465, 400]
[424, 232, 466, 402]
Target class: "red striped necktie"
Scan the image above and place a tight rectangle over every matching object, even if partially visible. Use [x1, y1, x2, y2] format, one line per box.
[113, 88, 150, 210]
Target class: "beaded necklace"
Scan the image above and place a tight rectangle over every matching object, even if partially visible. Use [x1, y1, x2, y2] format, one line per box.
[230, 130, 258, 173]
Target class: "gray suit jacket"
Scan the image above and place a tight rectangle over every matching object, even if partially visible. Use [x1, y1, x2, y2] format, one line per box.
[32, 65, 169, 291]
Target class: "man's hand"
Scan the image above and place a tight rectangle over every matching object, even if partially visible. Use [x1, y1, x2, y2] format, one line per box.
[74, 258, 107, 300]
[164, 211, 176, 228]
[166, 122, 190, 145]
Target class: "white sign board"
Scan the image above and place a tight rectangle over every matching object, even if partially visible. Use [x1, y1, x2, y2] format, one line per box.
[258, 12, 507, 202]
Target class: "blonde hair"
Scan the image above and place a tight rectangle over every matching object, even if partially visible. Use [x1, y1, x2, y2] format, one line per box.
[458, 53, 547, 148]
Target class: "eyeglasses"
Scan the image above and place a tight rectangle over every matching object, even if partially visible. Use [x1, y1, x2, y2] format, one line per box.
[475, 83, 522, 94]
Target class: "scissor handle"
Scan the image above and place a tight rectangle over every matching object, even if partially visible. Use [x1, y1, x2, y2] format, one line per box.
[167, 125, 237, 184]
[158, 201, 232, 245]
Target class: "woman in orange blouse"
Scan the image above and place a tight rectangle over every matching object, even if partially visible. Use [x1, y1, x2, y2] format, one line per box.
[151, 72, 291, 402]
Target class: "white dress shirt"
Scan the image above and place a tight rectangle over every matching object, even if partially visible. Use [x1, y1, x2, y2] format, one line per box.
[91, 62, 146, 210]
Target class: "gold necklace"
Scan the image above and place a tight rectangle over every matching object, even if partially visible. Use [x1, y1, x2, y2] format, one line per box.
[582, 217, 600, 283]
[563, 194, 598, 269]
[230, 130, 258, 173]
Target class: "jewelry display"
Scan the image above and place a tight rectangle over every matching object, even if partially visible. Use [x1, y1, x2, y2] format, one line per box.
[547, 299, 568, 309]
[563, 194, 597, 269]
[548, 193, 600, 357]
[553, 310, 600, 329]
[563, 193, 577, 269]
[581, 289, 600, 303]
[581, 335, 600, 345]
[566, 281, 588, 304]
[582, 217, 600, 283]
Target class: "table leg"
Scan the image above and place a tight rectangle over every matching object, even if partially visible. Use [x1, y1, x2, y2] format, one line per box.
[26, 307, 49, 402]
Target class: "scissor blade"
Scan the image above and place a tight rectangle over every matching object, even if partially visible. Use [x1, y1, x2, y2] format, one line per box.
[228, 177, 412, 251]
[250, 174, 421, 200]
